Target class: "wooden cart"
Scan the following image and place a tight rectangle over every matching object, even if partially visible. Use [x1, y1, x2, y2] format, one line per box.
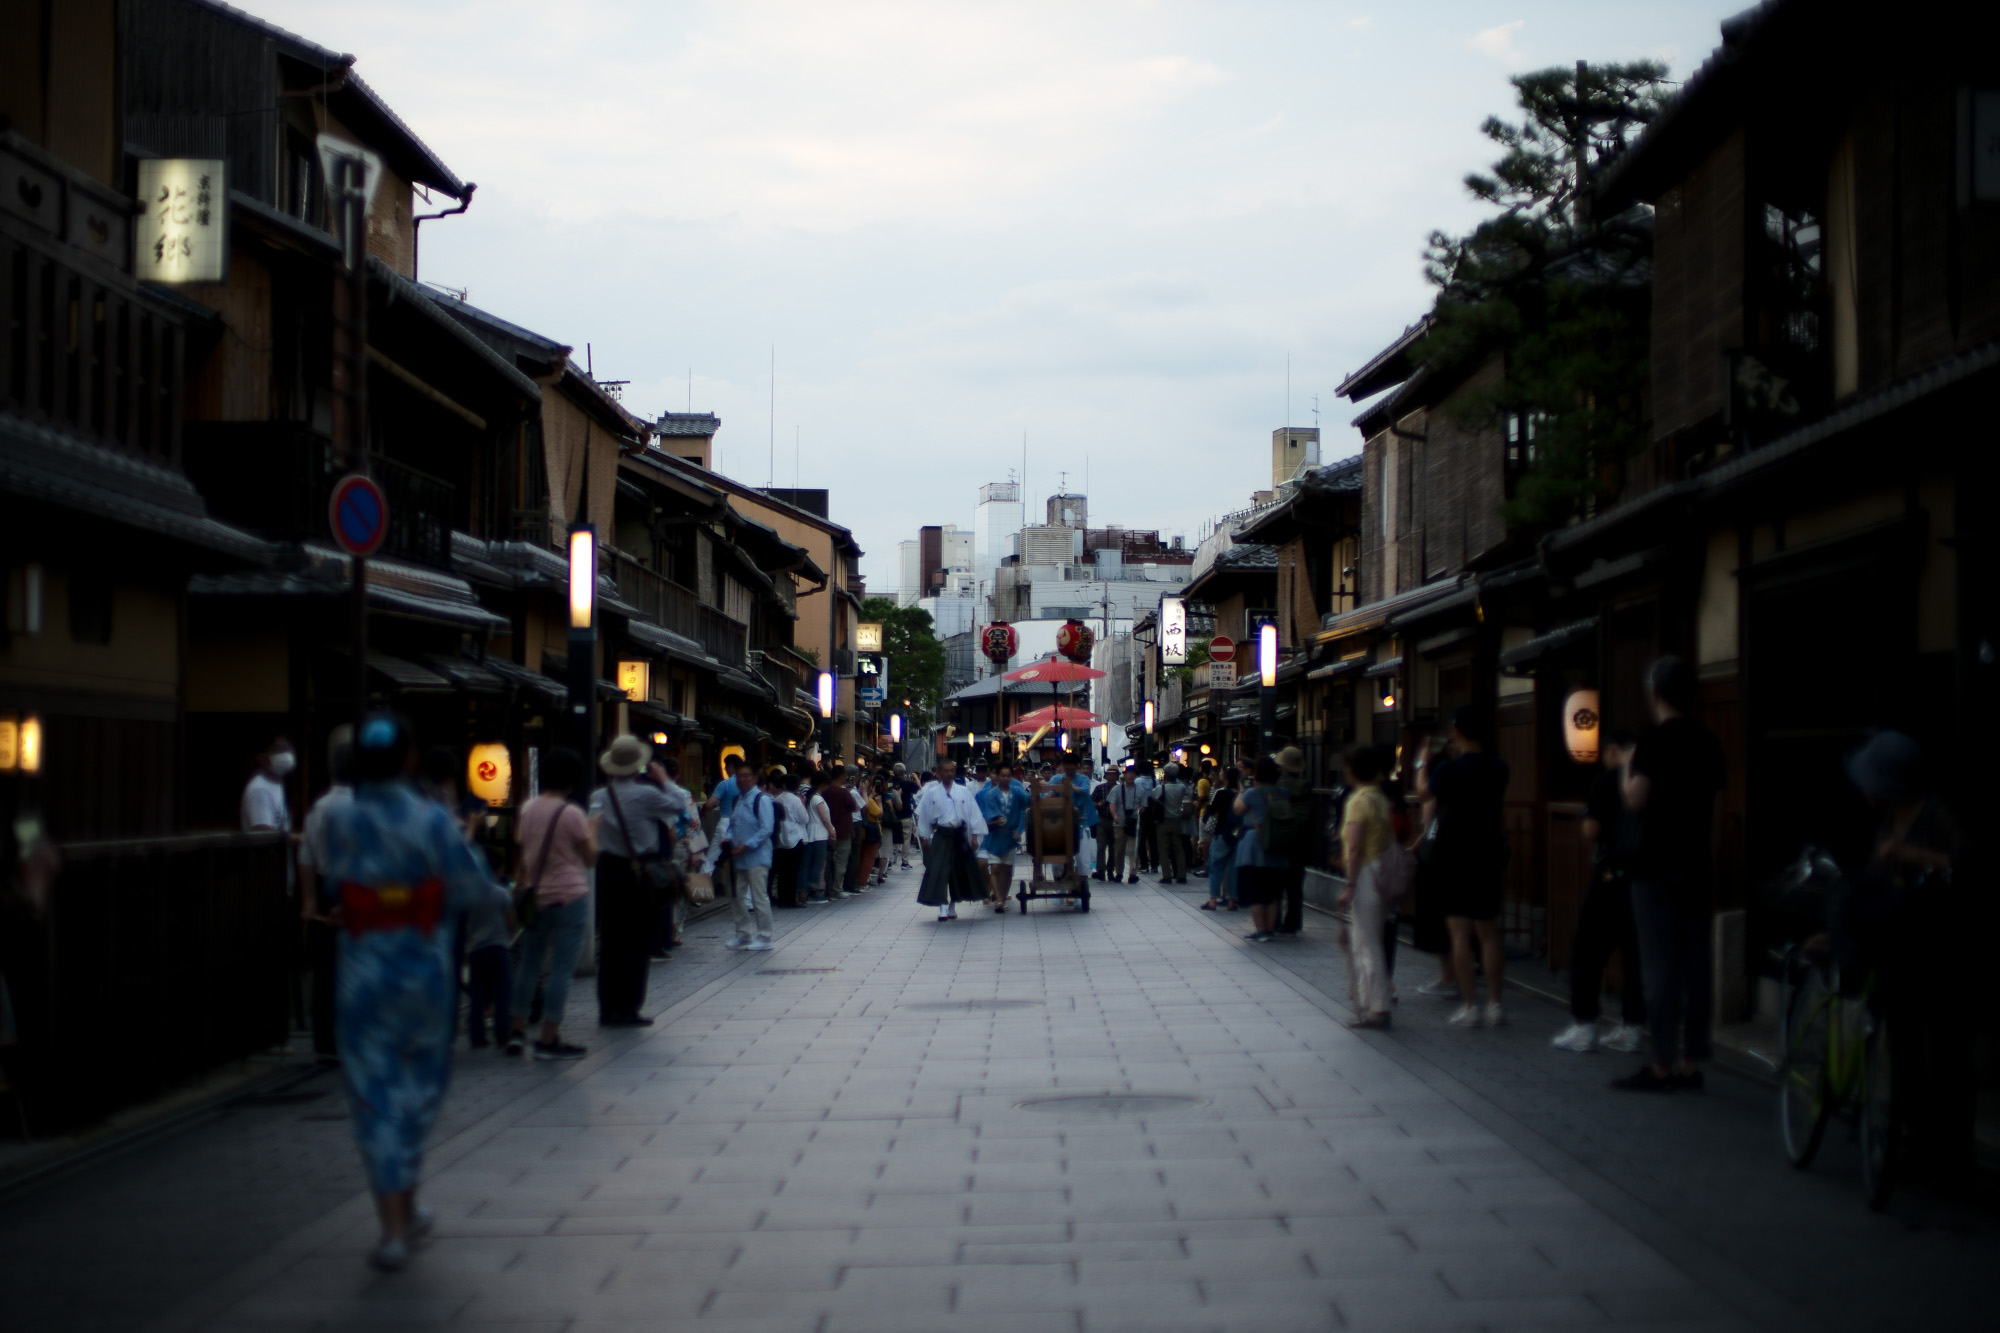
[1015, 778, 1090, 913]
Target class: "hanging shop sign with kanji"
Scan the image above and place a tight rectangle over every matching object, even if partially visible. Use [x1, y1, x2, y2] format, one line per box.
[135, 159, 227, 283]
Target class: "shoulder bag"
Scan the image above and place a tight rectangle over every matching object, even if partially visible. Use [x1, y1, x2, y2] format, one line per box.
[514, 797, 563, 930]
[607, 780, 684, 901]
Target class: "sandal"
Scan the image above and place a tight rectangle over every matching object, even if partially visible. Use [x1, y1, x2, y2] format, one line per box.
[1199, 901, 1217, 910]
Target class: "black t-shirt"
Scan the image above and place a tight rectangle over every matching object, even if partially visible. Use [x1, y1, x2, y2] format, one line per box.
[1628, 716, 1726, 881]
[1585, 767, 1626, 870]
[1429, 750, 1509, 862]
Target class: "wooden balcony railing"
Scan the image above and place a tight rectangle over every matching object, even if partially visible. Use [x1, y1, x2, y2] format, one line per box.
[181, 422, 455, 568]
[1, 226, 185, 467]
[608, 548, 748, 668]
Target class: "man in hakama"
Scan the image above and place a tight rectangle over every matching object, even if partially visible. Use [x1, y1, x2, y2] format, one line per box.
[914, 759, 984, 921]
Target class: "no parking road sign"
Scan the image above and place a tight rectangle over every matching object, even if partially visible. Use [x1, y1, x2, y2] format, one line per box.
[329, 473, 389, 557]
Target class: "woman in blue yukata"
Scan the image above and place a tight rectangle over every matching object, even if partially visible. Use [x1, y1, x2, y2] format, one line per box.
[319, 711, 492, 1271]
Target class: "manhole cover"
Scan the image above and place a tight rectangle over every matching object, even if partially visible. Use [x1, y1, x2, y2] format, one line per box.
[1018, 1094, 1205, 1115]
[901, 999, 1046, 1012]
[758, 967, 838, 975]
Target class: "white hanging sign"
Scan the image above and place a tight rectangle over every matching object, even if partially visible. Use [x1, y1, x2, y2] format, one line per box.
[135, 159, 227, 283]
[1160, 596, 1188, 665]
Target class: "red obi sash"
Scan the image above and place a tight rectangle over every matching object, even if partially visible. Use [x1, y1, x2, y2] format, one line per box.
[340, 876, 446, 938]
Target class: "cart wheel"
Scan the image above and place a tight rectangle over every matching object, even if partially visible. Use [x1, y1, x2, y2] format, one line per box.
[1016, 885, 1029, 915]
[1078, 883, 1091, 913]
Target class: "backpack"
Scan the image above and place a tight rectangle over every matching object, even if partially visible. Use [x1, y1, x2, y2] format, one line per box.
[1257, 778, 1316, 861]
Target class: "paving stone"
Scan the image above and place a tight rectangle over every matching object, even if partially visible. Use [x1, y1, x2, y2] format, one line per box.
[5, 867, 1997, 1333]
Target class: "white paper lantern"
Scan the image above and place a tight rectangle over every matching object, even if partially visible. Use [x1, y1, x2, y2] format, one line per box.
[1564, 689, 1601, 764]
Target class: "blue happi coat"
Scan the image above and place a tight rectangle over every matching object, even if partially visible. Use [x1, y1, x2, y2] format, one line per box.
[975, 779, 1030, 857]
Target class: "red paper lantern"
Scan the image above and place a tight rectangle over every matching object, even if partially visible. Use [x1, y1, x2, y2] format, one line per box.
[981, 621, 1018, 666]
[1056, 618, 1095, 664]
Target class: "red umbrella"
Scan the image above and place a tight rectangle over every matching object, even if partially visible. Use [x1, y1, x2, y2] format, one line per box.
[1011, 704, 1103, 731]
[1002, 655, 1105, 683]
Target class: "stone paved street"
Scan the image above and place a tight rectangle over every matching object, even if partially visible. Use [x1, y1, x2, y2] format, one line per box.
[3, 866, 1996, 1333]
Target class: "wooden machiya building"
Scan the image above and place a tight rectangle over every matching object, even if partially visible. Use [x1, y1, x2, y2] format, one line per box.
[1320, 0, 1998, 1001]
[1562, 0, 1998, 949]
[2, 0, 289, 1130]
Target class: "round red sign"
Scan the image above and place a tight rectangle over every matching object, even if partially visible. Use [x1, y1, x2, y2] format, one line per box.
[1209, 635, 1236, 663]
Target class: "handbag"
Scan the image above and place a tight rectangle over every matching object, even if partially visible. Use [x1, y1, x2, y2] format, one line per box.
[514, 796, 563, 930]
[685, 871, 716, 904]
[606, 779, 683, 899]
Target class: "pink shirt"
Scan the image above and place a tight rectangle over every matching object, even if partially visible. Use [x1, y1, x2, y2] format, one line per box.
[514, 794, 591, 905]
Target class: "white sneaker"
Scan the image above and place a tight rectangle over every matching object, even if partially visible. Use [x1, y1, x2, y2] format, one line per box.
[722, 937, 748, 950]
[745, 939, 774, 951]
[1448, 1004, 1483, 1028]
[1418, 979, 1459, 998]
[1484, 1002, 1506, 1028]
[1601, 1024, 1646, 1053]
[368, 1238, 409, 1272]
[938, 908, 952, 921]
[408, 1204, 436, 1240]
[1550, 1021, 1598, 1052]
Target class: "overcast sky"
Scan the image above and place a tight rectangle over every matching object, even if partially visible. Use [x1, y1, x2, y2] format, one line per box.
[257, 0, 1744, 590]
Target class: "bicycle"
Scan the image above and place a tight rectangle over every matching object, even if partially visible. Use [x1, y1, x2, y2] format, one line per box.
[1772, 846, 1895, 1209]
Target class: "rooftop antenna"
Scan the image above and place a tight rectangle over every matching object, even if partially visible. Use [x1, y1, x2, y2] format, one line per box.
[794, 425, 799, 490]
[687, 367, 691, 412]
[1311, 394, 1320, 430]
[768, 345, 775, 487]
[1285, 352, 1291, 430]
[1022, 430, 1028, 519]
[586, 343, 593, 376]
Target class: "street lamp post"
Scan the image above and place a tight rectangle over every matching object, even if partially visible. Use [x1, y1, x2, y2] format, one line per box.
[1258, 619, 1279, 758]
[567, 524, 597, 761]
[817, 669, 835, 765]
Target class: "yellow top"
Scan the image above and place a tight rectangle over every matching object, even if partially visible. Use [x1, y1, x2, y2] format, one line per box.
[1343, 783, 1393, 867]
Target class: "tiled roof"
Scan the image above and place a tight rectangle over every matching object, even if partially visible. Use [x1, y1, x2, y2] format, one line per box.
[1215, 543, 1278, 570]
[1, 412, 272, 564]
[656, 412, 721, 437]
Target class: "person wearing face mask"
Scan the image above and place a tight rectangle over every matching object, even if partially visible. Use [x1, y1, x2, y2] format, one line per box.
[243, 736, 297, 833]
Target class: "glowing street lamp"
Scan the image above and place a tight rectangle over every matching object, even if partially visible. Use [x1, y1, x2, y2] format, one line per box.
[817, 670, 835, 719]
[1143, 699, 1155, 734]
[890, 713, 903, 744]
[567, 526, 596, 630]
[1257, 618, 1279, 756]
[566, 523, 597, 757]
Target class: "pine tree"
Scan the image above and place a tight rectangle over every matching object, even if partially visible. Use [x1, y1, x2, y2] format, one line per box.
[1421, 60, 1670, 531]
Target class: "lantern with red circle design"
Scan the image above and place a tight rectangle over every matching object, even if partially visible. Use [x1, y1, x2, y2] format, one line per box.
[1056, 618, 1095, 664]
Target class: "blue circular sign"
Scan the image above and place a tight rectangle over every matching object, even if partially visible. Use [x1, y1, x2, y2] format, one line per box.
[328, 473, 388, 557]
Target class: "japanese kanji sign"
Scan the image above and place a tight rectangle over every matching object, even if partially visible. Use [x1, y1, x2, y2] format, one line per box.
[135, 159, 226, 283]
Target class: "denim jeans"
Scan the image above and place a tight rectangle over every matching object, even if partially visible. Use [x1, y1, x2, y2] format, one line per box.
[798, 840, 829, 899]
[512, 896, 587, 1028]
[1207, 841, 1236, 902]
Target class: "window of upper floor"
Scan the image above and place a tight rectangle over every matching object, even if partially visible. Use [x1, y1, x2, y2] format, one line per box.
[1503, 411, 1547, 497]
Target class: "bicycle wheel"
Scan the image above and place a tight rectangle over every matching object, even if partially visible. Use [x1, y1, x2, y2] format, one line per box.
[1858, 1014, 1894, 1209]
[1779, 966, 1832, 1168]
